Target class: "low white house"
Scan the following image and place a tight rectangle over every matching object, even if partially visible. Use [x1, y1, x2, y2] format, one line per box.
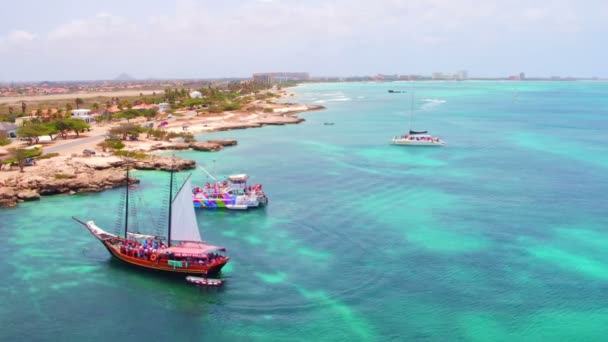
[189, 91, 202, 98]
[158, 103, 171, 113]
[71, 109, 94, 123]
[0, 122, 18, 139]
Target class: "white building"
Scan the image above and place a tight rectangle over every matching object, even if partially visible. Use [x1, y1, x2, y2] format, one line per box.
[189, 91, 202, 98]
[71, 109, 94, 123]
[456, 70, 468, 80]
[158, 103, 171, 113]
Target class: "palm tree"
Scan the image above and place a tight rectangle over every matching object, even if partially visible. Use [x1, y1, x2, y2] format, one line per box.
[75, 98, 84, 109]
[21, 101, 26, 114]
[92, 103, 100, 110]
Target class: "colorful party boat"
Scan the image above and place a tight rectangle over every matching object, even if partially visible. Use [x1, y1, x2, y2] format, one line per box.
[192, 174, 268, 210]
[73, 164, 229, 277]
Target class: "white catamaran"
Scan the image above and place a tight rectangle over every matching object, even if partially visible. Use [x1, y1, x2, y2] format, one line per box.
[391, 83, 446, 146]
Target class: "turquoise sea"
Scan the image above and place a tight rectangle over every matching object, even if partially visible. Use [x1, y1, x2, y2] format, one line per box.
[2, 81, 608, 341]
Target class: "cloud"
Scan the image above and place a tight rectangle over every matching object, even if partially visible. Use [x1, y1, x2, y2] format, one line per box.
[0, 30, 36, 48]
[6, 30, 36, 43]
[48, 12, 137, 41]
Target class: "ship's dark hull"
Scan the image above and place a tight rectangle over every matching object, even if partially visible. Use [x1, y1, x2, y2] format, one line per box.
[102, 241, 228, 277]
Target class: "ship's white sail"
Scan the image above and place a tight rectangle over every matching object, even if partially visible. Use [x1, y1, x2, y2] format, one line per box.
[170, 178, 203, 242]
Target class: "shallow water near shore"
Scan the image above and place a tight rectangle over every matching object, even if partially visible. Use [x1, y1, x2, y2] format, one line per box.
[2, 81, 608, 340]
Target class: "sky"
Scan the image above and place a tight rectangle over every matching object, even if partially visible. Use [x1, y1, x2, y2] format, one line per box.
[0, 0, 607, 81]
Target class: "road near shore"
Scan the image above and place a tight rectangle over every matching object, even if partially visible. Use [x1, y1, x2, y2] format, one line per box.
[44, 135, 105, 153]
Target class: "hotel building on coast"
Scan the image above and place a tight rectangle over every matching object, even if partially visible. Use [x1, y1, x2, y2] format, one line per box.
[253, 72, 310, 84]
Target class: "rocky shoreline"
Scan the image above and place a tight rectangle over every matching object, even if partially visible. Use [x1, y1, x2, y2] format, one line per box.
[0, 155, 195, 208]
[149, 139, 237, 152]
[0, 99, 325, 208]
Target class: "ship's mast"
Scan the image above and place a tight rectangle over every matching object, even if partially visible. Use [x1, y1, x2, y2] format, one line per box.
[124, 163, 129, 239]
[409, 81, 415, 132]
[167, 163, 174, 247]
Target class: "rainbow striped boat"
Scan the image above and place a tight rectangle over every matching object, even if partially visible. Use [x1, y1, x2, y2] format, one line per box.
[192, 174, 268, 210]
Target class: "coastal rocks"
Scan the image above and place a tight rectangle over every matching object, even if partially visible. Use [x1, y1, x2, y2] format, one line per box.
[0, 188, 17, 207]
[0, 154, 194, 208]
[150, 142, 191, 150]
[207, 139, 237, 147]
[132, 156, 195, 171]
[256, 116, 305, 125]
[214, 123, 262, 131]
[149, 140, 236, 152]
[17, 190, 40, 201]
[96, 155, 196, 171]
[190, 142, 224, 152]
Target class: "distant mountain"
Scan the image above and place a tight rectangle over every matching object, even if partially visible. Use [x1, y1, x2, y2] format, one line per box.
[114, 73, 135, 81]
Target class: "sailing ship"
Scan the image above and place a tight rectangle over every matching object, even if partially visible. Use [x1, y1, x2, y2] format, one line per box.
[391, 83, 446, 146]
[73, 164, 229, 276]
[193, 166, 268, 210]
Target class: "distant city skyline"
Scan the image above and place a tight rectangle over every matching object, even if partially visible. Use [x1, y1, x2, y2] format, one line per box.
[1, 0, 607, 81]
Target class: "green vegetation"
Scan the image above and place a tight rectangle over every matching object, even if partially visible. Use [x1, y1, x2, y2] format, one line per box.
[4, 147, 40, 172]
[113, 108, 157, 122]
[113, 150, 149, 159]
[180, 98, 211, 108]
[36, 153, 60, 160]
[0, 80, 276, 123]
[255, 92, 278, 101]
[52, 118, 90, 138]
[144, 128, 195, 142]
[145, 128, 167, 141]
[166, 131, 195, 142]
[17, 121, 58, 144]
[54, 173, 72, 179]
[97, 139, 125, 152]
[108, 123, 144, 141]
[0, 132, 10, 146]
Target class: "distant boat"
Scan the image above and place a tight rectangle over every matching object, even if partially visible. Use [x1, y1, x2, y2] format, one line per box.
[73, 163, 229, 277]
[392, 130, 446, 146]
[324, 122, 335, 125]
[391, 83, 446, 147]
[422, 99, 446, 103]
[388, 90, 403, 93]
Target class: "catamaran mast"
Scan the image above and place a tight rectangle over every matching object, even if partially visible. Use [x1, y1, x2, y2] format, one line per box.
[167, 164, 174, 247]
[124, 163, 129, 239]
[409, 81, 415, 132]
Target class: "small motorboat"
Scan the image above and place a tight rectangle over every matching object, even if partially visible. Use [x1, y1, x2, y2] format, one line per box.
[324, 122, 335, 126]
[186, 276, 224, 287]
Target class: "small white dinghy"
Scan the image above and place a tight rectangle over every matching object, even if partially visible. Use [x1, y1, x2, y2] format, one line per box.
[186, 276, 224, 287]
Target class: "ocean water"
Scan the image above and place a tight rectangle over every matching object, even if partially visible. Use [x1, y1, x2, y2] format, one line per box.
[1, 81, 608, 341]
